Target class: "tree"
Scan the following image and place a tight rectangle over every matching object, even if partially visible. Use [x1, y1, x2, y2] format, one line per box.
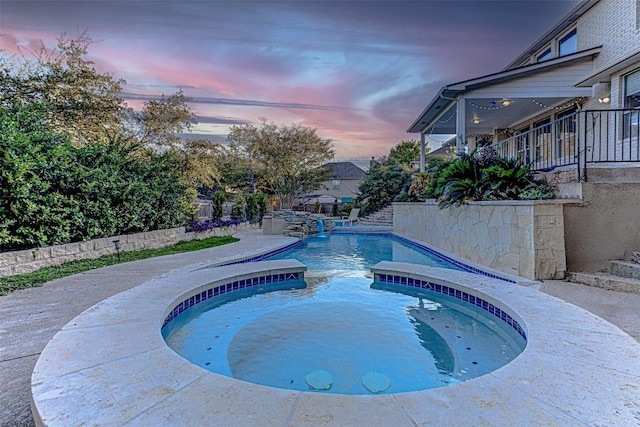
[1, 33, 219, 188]
[0, 32, 129, 145]
[388, 140, 421, 166]
[355, 159, 412, 215]
[132, 90, 196, 149]
[227, 119, 334, 209]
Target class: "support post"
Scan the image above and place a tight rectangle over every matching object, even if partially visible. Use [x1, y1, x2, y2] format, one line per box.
[456, 96, 466, 156]
[419, 132, 426, 172]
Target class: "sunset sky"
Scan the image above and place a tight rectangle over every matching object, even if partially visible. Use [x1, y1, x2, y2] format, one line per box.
[1, 0, 581, 160]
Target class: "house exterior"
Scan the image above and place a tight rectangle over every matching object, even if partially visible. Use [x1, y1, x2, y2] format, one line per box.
[406, 0, 640, 275]
[408, 0, 640, 181]
[320, 161, 367, 204]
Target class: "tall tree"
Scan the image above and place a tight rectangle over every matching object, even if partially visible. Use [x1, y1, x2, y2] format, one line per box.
[388, 140, 422, 167]
[0, 32, 129, 145]
[1, 33, 220, 187]
[228, 119, 334, 209]
[132, 90, 196, 149]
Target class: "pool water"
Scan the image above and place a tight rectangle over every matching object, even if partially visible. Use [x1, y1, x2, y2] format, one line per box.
[263, 233, 462, 271]
[163, 234, 526, 395]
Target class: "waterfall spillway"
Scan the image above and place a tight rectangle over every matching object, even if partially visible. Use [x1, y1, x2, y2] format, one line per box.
[316, 218, 326, 237]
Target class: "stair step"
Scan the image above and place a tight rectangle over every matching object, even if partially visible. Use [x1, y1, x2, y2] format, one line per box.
[609, 260, 640, 280]
[567, 271, 640, 294]
[624, 251, 640, 263]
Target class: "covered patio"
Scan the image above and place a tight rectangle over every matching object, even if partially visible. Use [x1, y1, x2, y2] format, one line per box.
[408, 47, 600, 171]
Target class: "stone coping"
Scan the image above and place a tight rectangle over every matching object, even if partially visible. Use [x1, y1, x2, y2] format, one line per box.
[31, 255, 640, 425]
[394, 199, 583, 206]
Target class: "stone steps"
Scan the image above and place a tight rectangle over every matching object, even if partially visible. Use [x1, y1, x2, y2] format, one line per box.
[567, 249, 640, 294]
[609, 260, 640, 280]
[567, 271, 640, 294]
[359, 205, 394, 226]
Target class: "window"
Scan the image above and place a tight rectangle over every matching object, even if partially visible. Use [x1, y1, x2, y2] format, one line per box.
[559, 29, 577, 56]
[537, 48, 552, 63]
[516, 125, 530, 162]
[556, 107, 577, 134]
[623, 69, 640, 139]
[331, 179, 341, 190]
[533, 117, 552, 161]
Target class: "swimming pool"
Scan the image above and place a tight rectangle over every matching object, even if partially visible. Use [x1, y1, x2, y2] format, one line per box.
[32, 230, 640, 425]
[163, 233, 526, 394]
[262, 232, 462, 271]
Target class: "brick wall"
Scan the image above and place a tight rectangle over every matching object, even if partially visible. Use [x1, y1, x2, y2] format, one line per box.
[579, 0, 640, 108]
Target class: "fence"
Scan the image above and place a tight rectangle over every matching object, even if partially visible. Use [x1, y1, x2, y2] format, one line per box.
[492, 108, 640, 181]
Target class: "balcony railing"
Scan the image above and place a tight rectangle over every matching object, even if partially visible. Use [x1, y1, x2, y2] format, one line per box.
[491, 109, 640, 181]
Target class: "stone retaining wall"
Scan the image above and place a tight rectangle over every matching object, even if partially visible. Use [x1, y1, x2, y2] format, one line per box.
[394, 200, 570, 280]
[0, 222, 255, 278]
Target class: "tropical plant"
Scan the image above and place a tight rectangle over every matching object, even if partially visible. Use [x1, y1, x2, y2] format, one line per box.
[481, 158, 532, 200]
[438, 155, 484, 207]
[422, 149, 555, 208]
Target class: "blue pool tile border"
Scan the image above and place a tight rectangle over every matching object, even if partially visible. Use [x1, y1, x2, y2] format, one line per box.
[389, 234, 517, 284]
[374, 272, 527, 341]
[248, 232, 516, 284]
[161, 272, 301, 330]
[224, 240, 305, 265]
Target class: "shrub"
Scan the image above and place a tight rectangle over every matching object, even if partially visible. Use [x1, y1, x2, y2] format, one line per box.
[355, 161, 412, 215]
[230, 194, 246, 219]
[187, 218, 245, 232]
[245, 192, 267, 224]
[211, 191, 226, 220]
[0, 102, 194, 251]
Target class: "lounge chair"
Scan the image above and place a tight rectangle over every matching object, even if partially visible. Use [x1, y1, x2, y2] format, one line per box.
[342, 208, 360, 226]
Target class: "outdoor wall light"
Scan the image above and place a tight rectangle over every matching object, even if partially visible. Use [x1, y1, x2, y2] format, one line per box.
[472, 118, 480, 124]
[598, 96, 610, 103]
[112, 239, 121, 261]
[501, 99, 512, 107]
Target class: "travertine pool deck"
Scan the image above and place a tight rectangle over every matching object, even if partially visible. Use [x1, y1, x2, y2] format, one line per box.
[28, 232, 640, 426]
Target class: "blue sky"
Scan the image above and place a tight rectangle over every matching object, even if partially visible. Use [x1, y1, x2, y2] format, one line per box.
[0, 0, 581, 159]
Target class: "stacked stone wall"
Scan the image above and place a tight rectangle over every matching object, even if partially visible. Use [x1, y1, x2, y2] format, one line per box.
[0, 222, 255, 278]
[394, 201, 569, 280]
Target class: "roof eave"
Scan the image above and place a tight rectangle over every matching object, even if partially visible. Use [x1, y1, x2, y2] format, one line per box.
[407, 47, 600, 134]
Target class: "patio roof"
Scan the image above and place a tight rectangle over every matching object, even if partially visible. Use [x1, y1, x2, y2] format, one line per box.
[408, 47, 601, 135]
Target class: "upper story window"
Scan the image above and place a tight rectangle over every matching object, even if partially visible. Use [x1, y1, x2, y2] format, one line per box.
[331, 179, 341, 190]
[559, 29, 577, 56]
[537, 48, 552, 63]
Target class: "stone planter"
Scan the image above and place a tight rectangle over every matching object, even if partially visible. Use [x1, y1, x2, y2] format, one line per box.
[394, 200, 571, 280]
